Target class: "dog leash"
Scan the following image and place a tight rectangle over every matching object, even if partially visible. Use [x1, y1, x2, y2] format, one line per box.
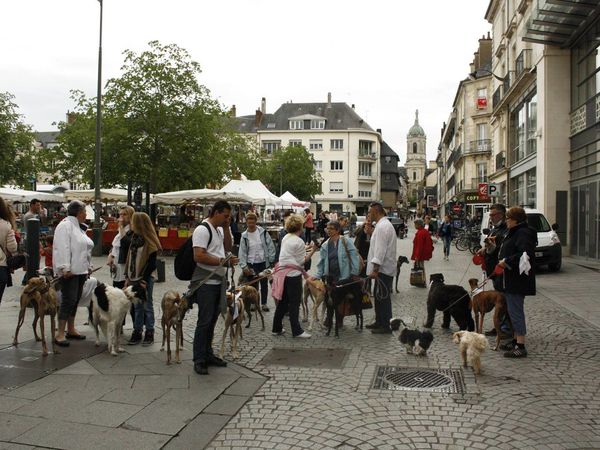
[440, 276, 493, 313]
[183, 254, 234, 301]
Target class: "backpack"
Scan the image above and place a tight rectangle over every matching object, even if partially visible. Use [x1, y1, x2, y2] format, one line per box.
[174, 222, 212, 281]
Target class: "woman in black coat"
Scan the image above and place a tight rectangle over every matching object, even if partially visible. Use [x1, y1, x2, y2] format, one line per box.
[496, 206, 536, 358]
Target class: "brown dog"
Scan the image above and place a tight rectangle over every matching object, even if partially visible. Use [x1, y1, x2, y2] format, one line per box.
[303, 279, 326, 331]
[468, 278, 509, 350]
[160, 291, 188, 364]
[13, 276, 59, 356]
[220, 292, 245, 360]
[238, 285, 264, 331]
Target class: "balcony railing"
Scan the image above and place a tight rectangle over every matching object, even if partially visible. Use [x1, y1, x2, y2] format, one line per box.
[467, 139, 492, 154]
[515, 49, 532, 79]
[495, 151, 506, 170]
[358, 152, 377, 160]
[503, 71, 514, 95]
[493, 85, 502, 109]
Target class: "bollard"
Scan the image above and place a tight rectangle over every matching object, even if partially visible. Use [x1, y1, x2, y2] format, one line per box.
[25, 218, 40, 282]
[156, 258, 165, 283]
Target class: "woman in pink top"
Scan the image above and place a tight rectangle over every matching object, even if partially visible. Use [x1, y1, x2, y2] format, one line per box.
[304, 209, 314, 243]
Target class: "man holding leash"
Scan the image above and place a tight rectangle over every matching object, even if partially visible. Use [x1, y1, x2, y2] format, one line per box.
[191, 200, 238, 375]
[365, 202, 396, 334]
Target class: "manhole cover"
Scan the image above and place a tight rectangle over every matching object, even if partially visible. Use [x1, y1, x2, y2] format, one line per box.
[371, 366, 466, 393]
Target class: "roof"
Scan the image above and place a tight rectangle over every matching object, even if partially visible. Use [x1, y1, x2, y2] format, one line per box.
[380, 141, 399, 158]
[34, 131, 59, 147]
[408, 110, 425, 137]
[235, 102, 374, 133]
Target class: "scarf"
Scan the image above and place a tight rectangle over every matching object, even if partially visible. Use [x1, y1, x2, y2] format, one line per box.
[126, 233, 158, 281]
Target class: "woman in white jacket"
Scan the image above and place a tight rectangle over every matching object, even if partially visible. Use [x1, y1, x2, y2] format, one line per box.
[0, 197, 18, 305]
[53, 201, 94, 347]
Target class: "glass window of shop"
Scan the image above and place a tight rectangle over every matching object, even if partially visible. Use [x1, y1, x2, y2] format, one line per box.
[510, 168, 537, 208]
[571, 21, 600, 109]
[509, 93, 537, 165]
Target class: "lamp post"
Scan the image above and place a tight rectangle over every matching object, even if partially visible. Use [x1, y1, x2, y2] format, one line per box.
[468, 68, 505, 82]
[92, 0, 103, 256]
[277, 165, 283, 196]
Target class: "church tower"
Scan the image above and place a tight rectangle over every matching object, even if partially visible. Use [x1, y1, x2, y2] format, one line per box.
[405, 110, 427, 206]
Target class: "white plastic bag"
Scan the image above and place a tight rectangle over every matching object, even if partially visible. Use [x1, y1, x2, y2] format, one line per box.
[519, 252, 531, 275]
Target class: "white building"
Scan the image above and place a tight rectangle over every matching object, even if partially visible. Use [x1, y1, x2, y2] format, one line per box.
[236, 95, 381, 215]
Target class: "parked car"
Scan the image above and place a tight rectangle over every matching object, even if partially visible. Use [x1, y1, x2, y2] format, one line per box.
[388, 213, 405, 237]
[480, 208, 562, 271]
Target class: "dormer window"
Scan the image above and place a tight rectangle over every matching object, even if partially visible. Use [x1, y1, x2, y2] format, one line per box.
[310, 119, 325, 129]
[289, 120, 303, 130]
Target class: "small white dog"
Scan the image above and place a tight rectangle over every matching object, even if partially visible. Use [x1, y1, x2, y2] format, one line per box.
[453, 331, 488, 375]
[92, 282, 146, 356]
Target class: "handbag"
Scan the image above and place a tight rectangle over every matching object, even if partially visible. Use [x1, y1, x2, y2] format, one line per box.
[361, 291, 373, 309]
[409, 263, 426, 287]
[340, 236, 364, 274]
[0, 243, 27, 273]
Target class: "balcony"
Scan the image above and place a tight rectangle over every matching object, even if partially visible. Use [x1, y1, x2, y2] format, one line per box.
[466, 139, 492, 154]
[358, 152, 377, 160]
[456, 177, 489, 193]
[515, 49, 532, 79]
[493, 86, 502, 109]
[495, 151, 506, 171]
[358, 172, 376, 183]
[493, 53, 534, 114]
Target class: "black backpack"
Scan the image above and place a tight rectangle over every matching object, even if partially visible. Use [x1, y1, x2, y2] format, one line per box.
[174, 223, 212, 281]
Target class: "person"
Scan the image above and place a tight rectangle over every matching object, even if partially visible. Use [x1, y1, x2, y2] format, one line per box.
[125, 212, 161, 346]
[40, 234, 53, 273]
[304, 208, 314, 243]
[0, 197, 18, 306]
[411, 218, 434, 276]
[107, 206, 135, 324]
[53, 200, 94, 346]
[349, 212, 357, 236]
[312, 220, 360, 327]
[317, 211, 329, 238]
[424, 215, 431, 232]
[353, 217, 372, 276]
[271, 213, 315, 338]
[437, 215, 453, 261]
[496, 206, 536, 358]
[329, 210, 338, 222]
[365, 202, 397, 334]
[190, 200, 238, 375]
[339, 216, 349, 235]
[274, 210, 293, 263]
[238, 212, 276, 312]
[22, 199, 42, 223]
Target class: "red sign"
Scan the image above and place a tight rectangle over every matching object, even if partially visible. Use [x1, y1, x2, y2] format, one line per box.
[477, 97, 487, 109]
[452, 204, 462, 212]
[478, 183, 490, 201]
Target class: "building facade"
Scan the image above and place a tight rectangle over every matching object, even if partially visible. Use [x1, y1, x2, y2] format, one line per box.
[405, 110, 428, 210]
[379, 138, 401, 210]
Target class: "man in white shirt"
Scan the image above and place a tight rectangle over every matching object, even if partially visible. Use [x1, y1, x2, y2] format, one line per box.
[191, 200, 238, 375]
[366, 202, 397, 334]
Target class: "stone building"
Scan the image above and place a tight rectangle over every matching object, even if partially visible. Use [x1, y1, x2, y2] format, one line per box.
[405, 110, 427, 210]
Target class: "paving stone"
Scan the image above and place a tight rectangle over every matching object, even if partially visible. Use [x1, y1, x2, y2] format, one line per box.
[204, 394, 252, 416]
[224, 378, 266, 397]
[100, 386, 169, 406]
[0, 413, 43, 441]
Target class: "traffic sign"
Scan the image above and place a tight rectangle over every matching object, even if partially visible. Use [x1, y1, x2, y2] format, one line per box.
[452, 204, 462, 212]
[489, 183, 498, 196]
[478, 183, 489, 201]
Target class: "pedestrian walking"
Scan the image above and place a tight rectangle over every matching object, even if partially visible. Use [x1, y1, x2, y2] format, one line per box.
[238, 212, 276, 311]
[437, 215, 453, 261]
[190, 200, 238, 375]
[304, 208, 314, 243]
[496, 206, 536, 358]
[365, 203, 396, 334]
[0, 197, 18, 306]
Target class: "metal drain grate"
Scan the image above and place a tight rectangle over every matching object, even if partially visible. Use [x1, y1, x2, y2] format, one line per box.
[371, 366, 466, 393]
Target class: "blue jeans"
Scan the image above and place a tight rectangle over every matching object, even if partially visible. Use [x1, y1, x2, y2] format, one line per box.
[442, 235, 452, 256]
[248, 261, 268, 305]
[192, 283, 222, 363]
[505, 292, 526, 336]
[133, 276, 155, 332]
[375, 273, 393, 329]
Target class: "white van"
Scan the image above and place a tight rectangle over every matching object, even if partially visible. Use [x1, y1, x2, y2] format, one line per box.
[480, 208, 562, 272]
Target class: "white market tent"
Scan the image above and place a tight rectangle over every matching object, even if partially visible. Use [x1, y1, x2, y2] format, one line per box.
[0, 187, 65, 203]
[280, 191, 310, 208]
[221, 180, 287, 207]
[153, 188, 260, 205]
[64, 188, 157, 204]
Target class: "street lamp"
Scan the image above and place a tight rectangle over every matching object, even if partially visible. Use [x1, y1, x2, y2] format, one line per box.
[468, 68, 505, 82]
[277, 165, 283, 196]
[92, 0, 103, 256]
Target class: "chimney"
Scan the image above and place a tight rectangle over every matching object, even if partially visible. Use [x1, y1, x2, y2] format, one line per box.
[261, 97, 266, 114]
[66, 111, 76, 125]
[230, 104, 236, 117]
[255, 109, 263, 127]
[377, 128, 382, 137]
[327, 92, 332, 108]
[351, 104, 355, 109]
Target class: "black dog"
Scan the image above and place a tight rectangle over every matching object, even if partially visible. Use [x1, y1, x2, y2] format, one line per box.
[325, 279, 363, 337]
[395, 255, 410, 292]
[424, 274, 474, 331]
[390, 318, 434, 356]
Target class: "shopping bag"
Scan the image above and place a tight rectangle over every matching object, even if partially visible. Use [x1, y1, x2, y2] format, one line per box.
[409, 268, 426, 287]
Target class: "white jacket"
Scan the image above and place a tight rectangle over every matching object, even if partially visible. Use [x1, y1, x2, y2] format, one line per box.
[53, 216, 94, 276]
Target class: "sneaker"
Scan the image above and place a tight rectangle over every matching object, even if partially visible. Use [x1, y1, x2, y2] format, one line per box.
[127, 330, 143, 345]
[365, 322, 379, 329]
[207, 355, 227, 367]
[272, 329, 285, 336]
[504, 346, 527, 358]
[262, 305, 270, 312]
[142, 330, 154, 346]
[294, 331, 311, 338]
[194, 362, 208, 375]
[499, 340, 517, 351]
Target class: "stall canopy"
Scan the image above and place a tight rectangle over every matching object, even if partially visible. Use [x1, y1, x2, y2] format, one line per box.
[64, 188, 156, 204]
[221, 180, 286, 207]
[153, 188, 261, 205]
[0, 187, 64, 203]
[280, 191, 310, 208]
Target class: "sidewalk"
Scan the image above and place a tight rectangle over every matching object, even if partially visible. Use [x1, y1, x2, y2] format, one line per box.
[1, 233, 600, 449]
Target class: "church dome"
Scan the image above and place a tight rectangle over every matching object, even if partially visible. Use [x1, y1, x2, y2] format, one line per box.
[408, 110, 425, 137]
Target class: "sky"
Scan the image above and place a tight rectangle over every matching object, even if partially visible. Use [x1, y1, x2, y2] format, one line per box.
[1, 0, 490, 165]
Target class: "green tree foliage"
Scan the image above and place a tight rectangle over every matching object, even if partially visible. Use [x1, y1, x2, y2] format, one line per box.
[43, 41, 259, 192]
[0, 92, 36, 187]
[261, 146, 322, 200]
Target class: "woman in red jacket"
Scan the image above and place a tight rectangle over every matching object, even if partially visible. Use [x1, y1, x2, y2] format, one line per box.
[411, 218, 434, 272]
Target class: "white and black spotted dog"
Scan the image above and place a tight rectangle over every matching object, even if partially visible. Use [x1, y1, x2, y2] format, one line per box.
[390, 318, 434, 356]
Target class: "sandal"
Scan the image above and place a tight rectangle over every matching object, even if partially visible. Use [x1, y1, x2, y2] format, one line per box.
[66, 333, 86, 340]
[54, 339, 70, 347]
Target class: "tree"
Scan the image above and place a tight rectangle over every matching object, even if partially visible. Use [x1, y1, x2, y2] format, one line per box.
[261, 146, 322, 200]
[42, 41, 260, 192]
[0, 92, 36, 187]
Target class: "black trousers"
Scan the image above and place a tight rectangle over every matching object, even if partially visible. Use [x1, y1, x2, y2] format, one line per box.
[272, 275, 303, 336]
[59, 274, 86, 321]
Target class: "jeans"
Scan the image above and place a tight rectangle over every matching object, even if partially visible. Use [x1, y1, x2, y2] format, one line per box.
[272, 275, 303, 336]
[248, 261, 268, 305]
[442, 235, 452, 257]
[0, 266, 11, 305]
[192, 283, 222, 363]
[133, 276, 155, 332]
[58, 274, 87, 321]
[304, 228, 312, 243]
[374, 273, 393, 329]
[505, 292, 526, 336]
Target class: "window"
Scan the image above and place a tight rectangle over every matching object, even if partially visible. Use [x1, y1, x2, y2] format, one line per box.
[262, 141, 281, 156]
[476, 163, 487, 181]
[477, 123, 487, 140]
[413, 142, 418, 153]
[510, 168, 536, 208]
[310, 119, 325, 129]
[289, 120, 303, 130]
[329, 182, 343, 193]
[510, 93, 537, 164]
[358, 189, 372, 198]
[384, 156, 391, 163]
[476, 87, 488, 109]
[314, 160, 322, 171]
[330, 160, 343, 171]
[330, 139, 344, 150]
[309, 140, 323, 150]
[359, 140, 374, 156]
[289, 139, 303, 147]
[358, 162, 372, 176]
[413, 171, 417, 180]
[477, 87, 487, 98]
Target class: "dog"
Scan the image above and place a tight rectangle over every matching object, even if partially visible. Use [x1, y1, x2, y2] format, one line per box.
[390, 318, 434, 356]
[424, 274, 475, 331]
[304, 279, 327, 331]
[220, 291, 245, 360]
[238, 285, 264, 331]
[160, 291, 189, 364]
[13, 276, 59, 356]
[453, 330, 488, 375]
[395, 255, 410, 292]
[92, 283, 147, 356]
[468, 278, 509, 350]
[324, 278, 363, 337]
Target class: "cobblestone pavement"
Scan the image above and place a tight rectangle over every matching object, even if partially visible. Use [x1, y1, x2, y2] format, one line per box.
[1, 229, 599, 449]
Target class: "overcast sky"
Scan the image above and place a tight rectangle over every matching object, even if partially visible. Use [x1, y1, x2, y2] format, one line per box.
[2, 0, 490, 165]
